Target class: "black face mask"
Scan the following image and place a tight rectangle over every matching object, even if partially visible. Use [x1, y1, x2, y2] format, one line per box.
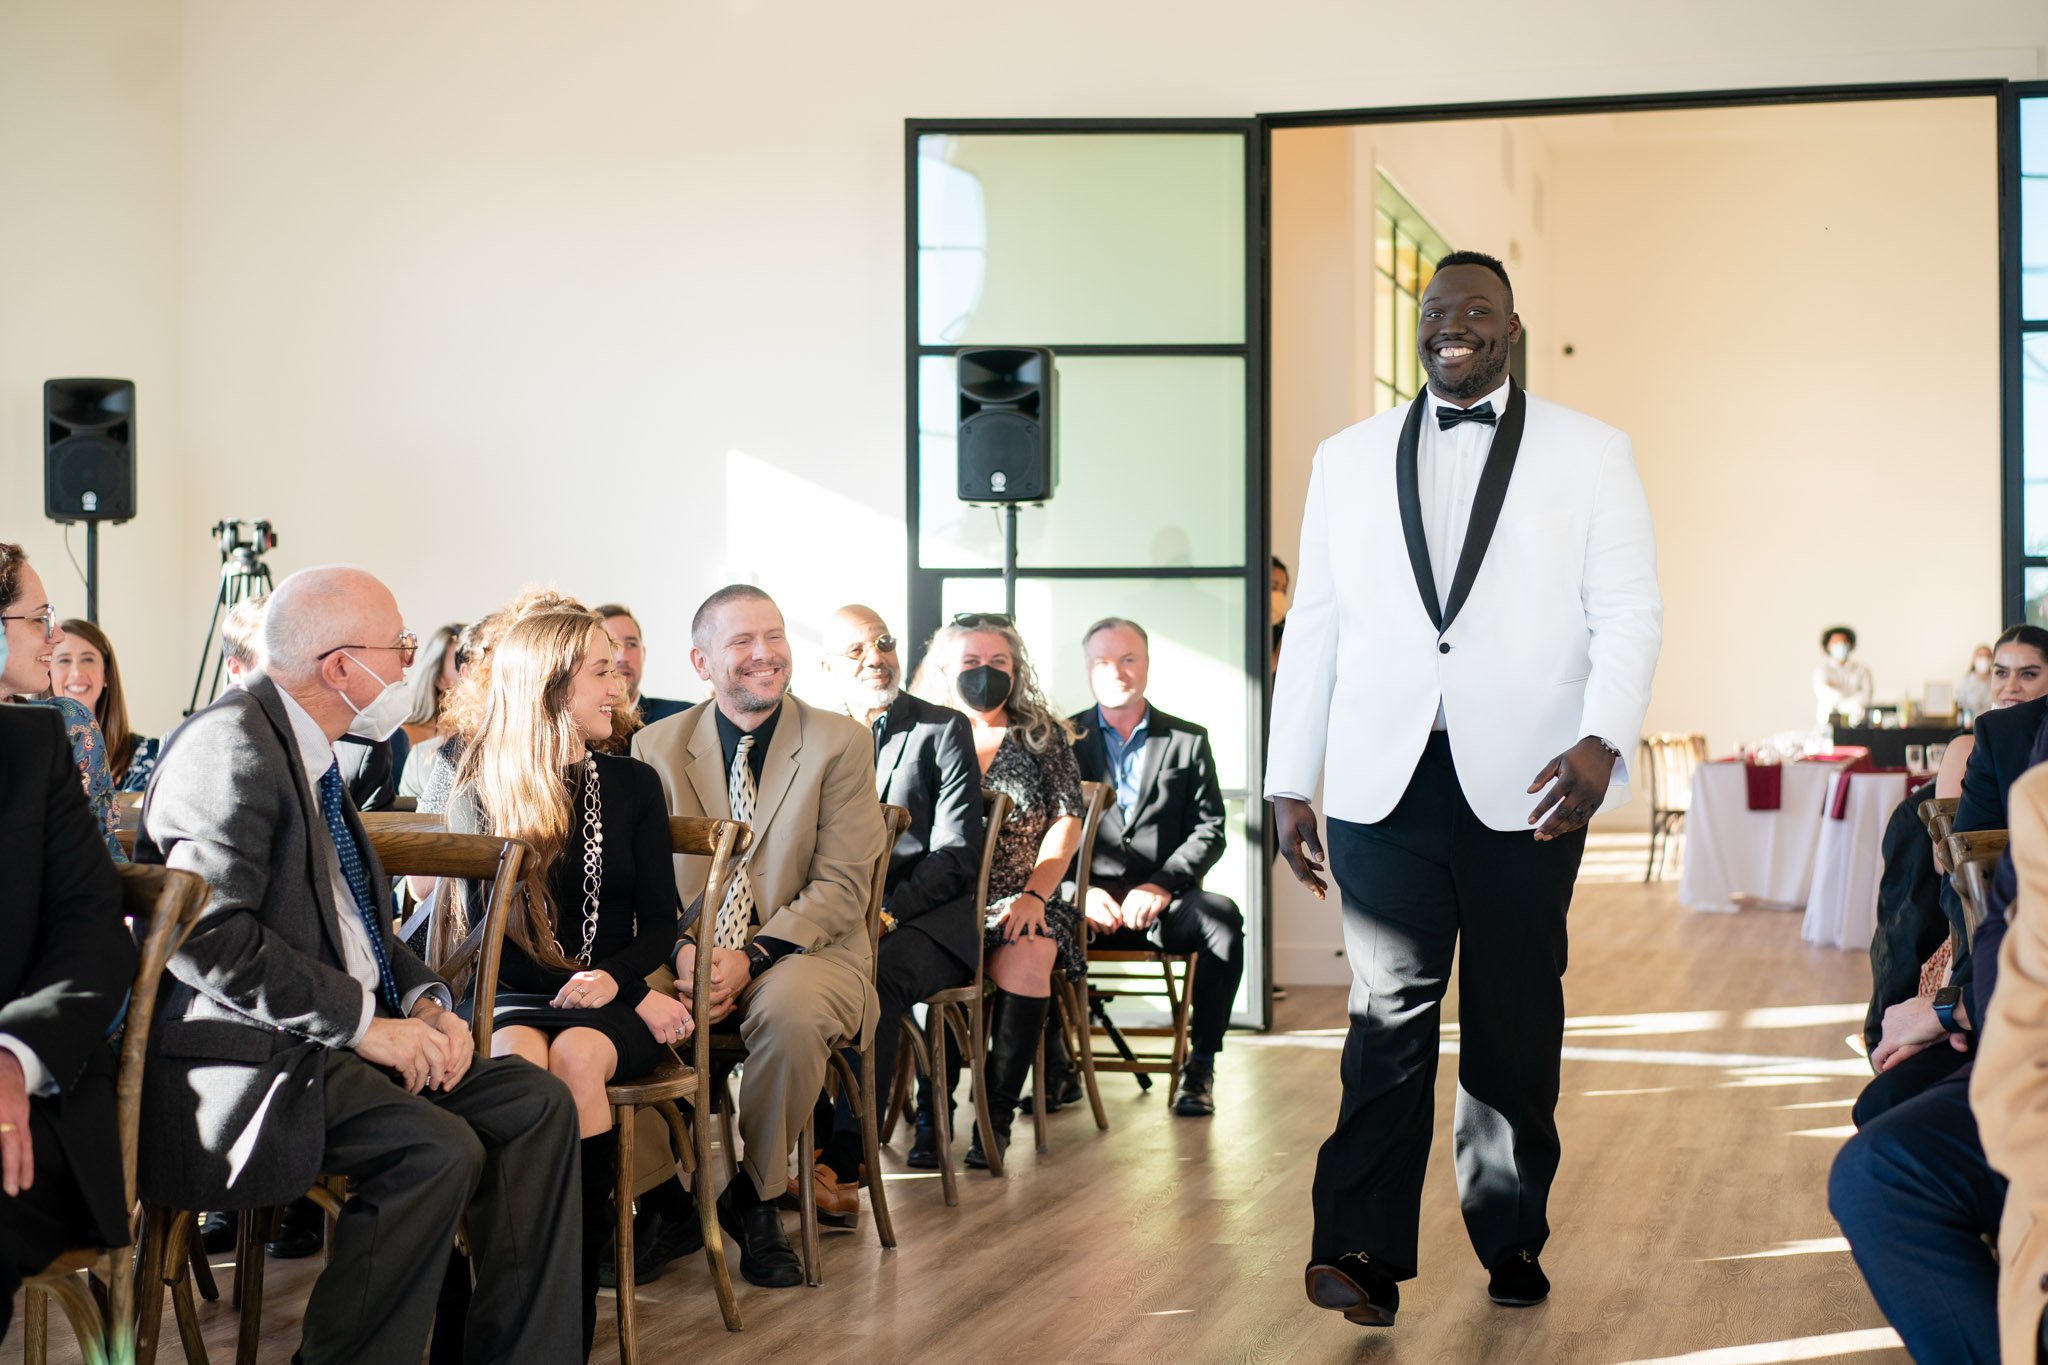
[957, 664, 1013, 713]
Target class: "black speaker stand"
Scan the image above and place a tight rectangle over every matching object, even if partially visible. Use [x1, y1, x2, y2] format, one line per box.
[84, 521, 100, 623]
[1002, 504, 1019, 618]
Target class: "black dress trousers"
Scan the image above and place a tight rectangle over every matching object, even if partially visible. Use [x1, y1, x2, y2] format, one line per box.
[1310, 730, 1586, 1278]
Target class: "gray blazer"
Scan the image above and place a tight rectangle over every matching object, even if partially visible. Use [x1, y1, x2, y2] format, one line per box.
[134, 676, 438, 1209]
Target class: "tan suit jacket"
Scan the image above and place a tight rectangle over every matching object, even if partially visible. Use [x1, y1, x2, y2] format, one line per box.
[629, 692, 884, 1043]
[1972, 762, 2048, 1364]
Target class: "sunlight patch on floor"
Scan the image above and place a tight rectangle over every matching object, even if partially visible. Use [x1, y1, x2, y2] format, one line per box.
[1611, 1326, 1903, 1364]
[1789, 1124, 1858, 1140]
[1703, 1237, 1851, 1261]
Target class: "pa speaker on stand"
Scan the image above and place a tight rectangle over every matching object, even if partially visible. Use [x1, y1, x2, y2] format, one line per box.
[44, 378, 137, 622]
[956, 347, 1056, 617]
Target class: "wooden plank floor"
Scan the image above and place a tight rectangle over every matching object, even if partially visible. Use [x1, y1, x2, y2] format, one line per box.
[19, 860, 1907, 1364]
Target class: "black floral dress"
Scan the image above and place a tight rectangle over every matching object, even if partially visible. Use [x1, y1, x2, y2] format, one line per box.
[982, 728, 1087, 982]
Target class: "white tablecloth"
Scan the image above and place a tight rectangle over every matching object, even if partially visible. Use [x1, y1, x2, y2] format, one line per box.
[1802, 770, 1910, 950]
[1678, 758, 1856, 912]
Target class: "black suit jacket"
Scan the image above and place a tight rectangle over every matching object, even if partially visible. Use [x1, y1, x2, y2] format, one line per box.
[1948, 694, 2048, 1032]
[1068, 705, 1227, 896]
[1863, 781, 1943, 1051]
[0, 706, 134, 1250]
[873, 693, 984, 966]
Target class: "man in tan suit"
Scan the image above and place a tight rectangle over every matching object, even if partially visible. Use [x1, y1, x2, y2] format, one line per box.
[630, 584, 883, 1289]
[1973, 762, 2048, 1365]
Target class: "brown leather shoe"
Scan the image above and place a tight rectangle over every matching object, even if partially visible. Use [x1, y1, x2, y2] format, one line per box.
[787, 1163, 860, 1228]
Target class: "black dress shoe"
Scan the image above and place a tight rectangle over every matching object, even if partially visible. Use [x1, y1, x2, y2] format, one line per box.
[197, 1211, 235, 1256]
[265, 1197, 325, 1260]
[1022, 1071, 1084, 1112]
[1487, 1247, 1549, 1307]
[963, 1120, 1010, 1171]
[907, 1116, 941, 1170]
[1304, 1252, 1400, 1327]
[717, 1193, 803, 1288]
[1172, 1055, 1215, 1117]
[598, 1208, 706, 1289]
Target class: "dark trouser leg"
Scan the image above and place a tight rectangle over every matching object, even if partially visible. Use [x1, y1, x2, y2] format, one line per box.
[1851, 1040, 1970, 1128]
[833, 927, 968, 1169]
[1829, 1072, 2002, 1365]
[577, 1133, 614, 1359]
[1447, 807, 1583, 1268]
[305, 1051, 581, 1365]
[1311, 745, 1463, 1279]
[0, 1107, 84, 1348]
[1151, 891, 1245, 1056]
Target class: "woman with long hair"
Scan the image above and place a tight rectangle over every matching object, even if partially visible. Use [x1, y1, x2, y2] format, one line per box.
[913, 612, 1084, 1170]
[51, 618, 158, 791]
[2, 542, 121, 859]
[1935, 624, 2048, 799]
[400, 621, 465, 749]
[447, 607, 691, 1358]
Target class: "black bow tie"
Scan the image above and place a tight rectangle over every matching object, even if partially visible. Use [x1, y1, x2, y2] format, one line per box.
[1437, 401, 1497, 431]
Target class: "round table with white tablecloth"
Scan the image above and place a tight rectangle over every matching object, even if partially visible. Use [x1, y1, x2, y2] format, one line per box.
[1678, 754, 1862, 912]
[1801, 769, 1912, 951]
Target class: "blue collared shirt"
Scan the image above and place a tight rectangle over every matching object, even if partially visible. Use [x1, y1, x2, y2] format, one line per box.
[1098, 707, 1151, 822]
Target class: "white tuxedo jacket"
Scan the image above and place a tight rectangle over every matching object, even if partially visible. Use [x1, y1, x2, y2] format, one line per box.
[1266, 382, 1661, 832]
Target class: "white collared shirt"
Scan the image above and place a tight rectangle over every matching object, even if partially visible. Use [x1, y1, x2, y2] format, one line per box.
[275, 688, 445, 1044]
[1422, 377, 1512, 730]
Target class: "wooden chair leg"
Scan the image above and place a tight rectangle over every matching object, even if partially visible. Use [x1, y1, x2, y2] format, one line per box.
[1030, 1032, 1049, 1153]
[170, 1251, 210, 1365]
[133, 1206, 172, 1365]
[796, 1114, 821, 1287]
[848, 1046, 896, 1249]
[37, 1272, 110, 1365]
[1173, 957, 1195, 1079]
[965, 1000, 1005, 1178]
[187, 1227, 218, 1304]
[234, 1214, 269, 1365]
[923, 1011, 958, 1208]
[1061, 984, 1108, 1131]
[656, 1099, 739, 1331]
[24, 1283, 48, 1364]
[613, 1104, 638, 1365]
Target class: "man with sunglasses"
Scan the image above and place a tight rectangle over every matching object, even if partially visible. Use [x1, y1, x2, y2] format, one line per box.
[136, 565, 582, 1364]
[811, 605, 984, 1190]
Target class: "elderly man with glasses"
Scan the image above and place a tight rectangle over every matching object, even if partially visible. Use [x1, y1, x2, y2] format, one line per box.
[806, 604, 985, 1197]
[135, 564, 582, 1365]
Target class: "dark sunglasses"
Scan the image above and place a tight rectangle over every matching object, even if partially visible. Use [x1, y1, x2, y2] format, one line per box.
[951, 612, 1014, 629]
[843, 633, 897, 660]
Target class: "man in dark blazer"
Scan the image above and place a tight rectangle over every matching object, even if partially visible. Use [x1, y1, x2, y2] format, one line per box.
[136, 565, 580, 1365]
[0, 706, 134, 1346]
[1070, 617, 1242, 1118]
[815, 605, 984, 1181]
[600, 603, 693, 725]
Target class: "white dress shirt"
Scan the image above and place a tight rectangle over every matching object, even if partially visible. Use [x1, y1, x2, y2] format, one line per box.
[1813, 657, 1874, 728]
[0, 1036, 51, 1097]
[1422, 377, 1513, 730]
[276, 689, 446, 1044]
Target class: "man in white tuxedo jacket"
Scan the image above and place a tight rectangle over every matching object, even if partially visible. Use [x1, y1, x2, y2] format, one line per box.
[1268, 252, 1660, 1328]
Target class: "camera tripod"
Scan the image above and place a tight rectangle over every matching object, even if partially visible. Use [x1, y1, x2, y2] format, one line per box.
[186, 520, 278, 715]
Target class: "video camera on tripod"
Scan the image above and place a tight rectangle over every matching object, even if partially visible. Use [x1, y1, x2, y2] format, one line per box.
[212, 519, 278, 563]
[187, 518, 280, 714]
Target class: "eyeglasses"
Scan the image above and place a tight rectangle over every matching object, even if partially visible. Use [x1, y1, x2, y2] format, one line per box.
[0, 605, 57, 641]
[317, 631, 420, 670]
[951, 612, 1014, 629]
[843, 634, 897, 660]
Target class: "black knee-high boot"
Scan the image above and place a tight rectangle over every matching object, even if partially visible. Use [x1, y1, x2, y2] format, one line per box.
[966, 989, 1050, 1170]
[579, 1132, 616, 1360]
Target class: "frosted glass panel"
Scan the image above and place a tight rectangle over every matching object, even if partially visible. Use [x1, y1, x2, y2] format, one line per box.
[2025, 99, 2047, 320]
[933, 576, 1249, 793]
[918, 355, 1245, 569]
[917, 133, 1245, 345]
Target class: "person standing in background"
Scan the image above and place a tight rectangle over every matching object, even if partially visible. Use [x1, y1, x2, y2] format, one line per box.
[1815, 625, 1873, 727]
[1957, 642, 1996, 723]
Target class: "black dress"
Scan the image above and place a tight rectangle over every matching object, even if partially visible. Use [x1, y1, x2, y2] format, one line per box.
[981, 729, 1087, 982]
[449, 751, 679, 1079]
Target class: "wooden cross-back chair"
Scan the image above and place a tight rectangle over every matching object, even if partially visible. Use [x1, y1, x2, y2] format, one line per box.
[1639, 733, 1707, 882]
[1920, 797, 1961, 873]
[1035, 781, 1115, 1145]
[1947, 829, 2010, 944]
[134, 827, 532, 1365]
[22, 866, 209, 1365]
[705, 806, 905, 1290]
[881, 790, 1013, 1201]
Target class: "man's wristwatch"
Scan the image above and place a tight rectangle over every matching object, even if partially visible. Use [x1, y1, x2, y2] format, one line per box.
[1933, 985, 1966, 1034]
[1588, 736, 1622, 762]
[743, 942, 773, 979]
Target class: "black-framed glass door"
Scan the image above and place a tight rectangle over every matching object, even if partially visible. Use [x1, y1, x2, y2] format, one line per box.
[903, 118, 1270, 1028]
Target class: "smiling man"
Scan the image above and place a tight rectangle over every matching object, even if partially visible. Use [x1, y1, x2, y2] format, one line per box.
[1268, 251, 1662, 1328]
[629, 584, 884, 1288]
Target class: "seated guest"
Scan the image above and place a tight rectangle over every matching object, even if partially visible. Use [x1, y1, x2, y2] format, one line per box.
[631, 585, 884, 1288]
[400, 621, 465, 749]
[911, 614, 1084, 1170]
[599, 603, 691, 725]
[53, 618, 159, 792]
[1956, 641, 1997, 723]
[1830, 696, 2048, 1364]
[1969, 762, 2048, 1365]
[2, 543, 120, 860]
[813, 604, 982, 1195]
[135, 565, 581, 1363]
[1814, 624, 1873, 727]
[0, 705, 134, 1346]
[1933, 625, 2048, 800]
[1070, 617, 1243, 1118]
[448, 606, 690, 1358]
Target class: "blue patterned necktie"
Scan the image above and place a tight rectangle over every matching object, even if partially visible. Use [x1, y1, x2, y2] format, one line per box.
[318, 760, 402, 1011]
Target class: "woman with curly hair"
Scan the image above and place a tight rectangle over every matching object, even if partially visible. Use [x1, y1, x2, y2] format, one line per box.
[913, 612, 1084, 1170]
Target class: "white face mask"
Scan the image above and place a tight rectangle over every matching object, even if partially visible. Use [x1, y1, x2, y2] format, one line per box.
[1828, 642, 1851, 663]
[339, 652, 409, 742]
[1974, 657, 1992, 676]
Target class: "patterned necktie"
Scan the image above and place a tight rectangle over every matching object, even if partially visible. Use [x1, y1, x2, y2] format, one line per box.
[1437, 400, 1497, 431]
[714, 734, 758, 949]
[318, 760, 403, 1011]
